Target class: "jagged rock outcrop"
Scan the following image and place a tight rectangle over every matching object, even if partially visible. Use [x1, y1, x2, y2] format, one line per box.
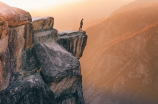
[58, 31, 87, 59]
[0, 1, 31, 26]
[32, 17, 54, 31]
[0, 22, 58, 104]
[33, 28, 85, 104]
[0, 2, 87, 104]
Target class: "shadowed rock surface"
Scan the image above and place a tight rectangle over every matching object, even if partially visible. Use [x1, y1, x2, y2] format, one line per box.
[34, 29, 85, 104]
[0, 1, 31, 26]
[0, 73, 56, 104]
[58, 31, 87, 59]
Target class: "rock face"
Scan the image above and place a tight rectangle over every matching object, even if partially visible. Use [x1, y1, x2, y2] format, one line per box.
[0, 2, 87, 103]
[0, 21, 8, 39]
[32, 17, 54, 31]
[34, 28, 85, 104]
[0, 23, 36, 91]
[58, 31, 87, 59]
[0, 22, 57, 104]
[0, 1, 31, 26]
[0, 73, 56, 104]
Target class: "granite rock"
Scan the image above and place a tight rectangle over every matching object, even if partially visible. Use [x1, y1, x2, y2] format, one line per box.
[34, 29, 85, 104]
[0, 21, 8, 39]
[0, 3, 87, 103]
[58, 30, 87, 59]
[32, 17, 54, 31]
[0, 1, 31, 26]
[0, 23, 56, 104]
[0, 73, 56, 104]
[0, 23, 38, 91]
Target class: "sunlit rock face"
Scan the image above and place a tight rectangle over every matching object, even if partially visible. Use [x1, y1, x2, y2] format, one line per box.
[0, 23, 37, 91]
[0, 1, 31, 26]
[0, 21, 8, 39]
[58, 31, 87, 59]
[32, 17, 54, 31]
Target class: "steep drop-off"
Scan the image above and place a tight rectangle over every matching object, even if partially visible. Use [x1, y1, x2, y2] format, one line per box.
[0, 2, 87, 104]
[81, 2, 158, 104]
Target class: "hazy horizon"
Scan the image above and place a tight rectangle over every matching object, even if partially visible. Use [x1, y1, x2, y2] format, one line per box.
[29, 0, 134, 31]
[0, 0, 134, 31]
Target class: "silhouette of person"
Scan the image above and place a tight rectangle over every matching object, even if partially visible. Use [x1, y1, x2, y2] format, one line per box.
[79, 18, 83, 31]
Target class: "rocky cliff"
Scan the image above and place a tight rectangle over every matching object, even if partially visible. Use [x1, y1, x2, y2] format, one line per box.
[57, 31, 87, 59]
[0, 2, 87, 104]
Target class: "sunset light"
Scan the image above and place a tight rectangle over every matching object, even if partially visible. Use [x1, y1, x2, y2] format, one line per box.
[1, 0, 158, 103]
[0, 0, 83, 11]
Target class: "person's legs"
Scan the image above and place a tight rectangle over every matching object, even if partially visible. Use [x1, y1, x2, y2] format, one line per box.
[79, 25, 82, 31]
[80, 25, 82, 31]
[79, 26, 81, 31]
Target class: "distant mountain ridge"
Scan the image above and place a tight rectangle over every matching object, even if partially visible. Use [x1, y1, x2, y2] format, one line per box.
[112, 0, 158, 15]
[81, 1, 158, 104]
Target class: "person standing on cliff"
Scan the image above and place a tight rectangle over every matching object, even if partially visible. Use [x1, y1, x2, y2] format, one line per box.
[79, 18, 83, 31]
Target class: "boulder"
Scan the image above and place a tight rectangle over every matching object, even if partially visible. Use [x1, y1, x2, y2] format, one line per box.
[0, 73, 56, 104]
[32, 17, 54, 31]
[0, 1, 32, 26]
[58, 30, 87, 59]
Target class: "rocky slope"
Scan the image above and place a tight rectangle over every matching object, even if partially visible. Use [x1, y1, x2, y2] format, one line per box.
[0, 2, 87, 104]
[81, 2, 158, 104]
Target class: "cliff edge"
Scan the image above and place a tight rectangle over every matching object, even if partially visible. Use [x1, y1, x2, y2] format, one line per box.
[0, 2, 87, 104]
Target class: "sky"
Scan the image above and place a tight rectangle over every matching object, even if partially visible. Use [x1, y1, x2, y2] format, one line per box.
[0, 0, 134, 30]
[0, 0, 83, 11]
[1, 0, 134, 11]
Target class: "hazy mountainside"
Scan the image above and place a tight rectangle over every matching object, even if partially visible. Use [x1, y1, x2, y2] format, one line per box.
[80, 2, 158, 104]
[112, 0, 158, 15]
[30, 0, 133, 31]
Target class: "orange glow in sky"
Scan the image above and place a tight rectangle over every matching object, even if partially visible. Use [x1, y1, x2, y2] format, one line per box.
[0, 0, 83, 11]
